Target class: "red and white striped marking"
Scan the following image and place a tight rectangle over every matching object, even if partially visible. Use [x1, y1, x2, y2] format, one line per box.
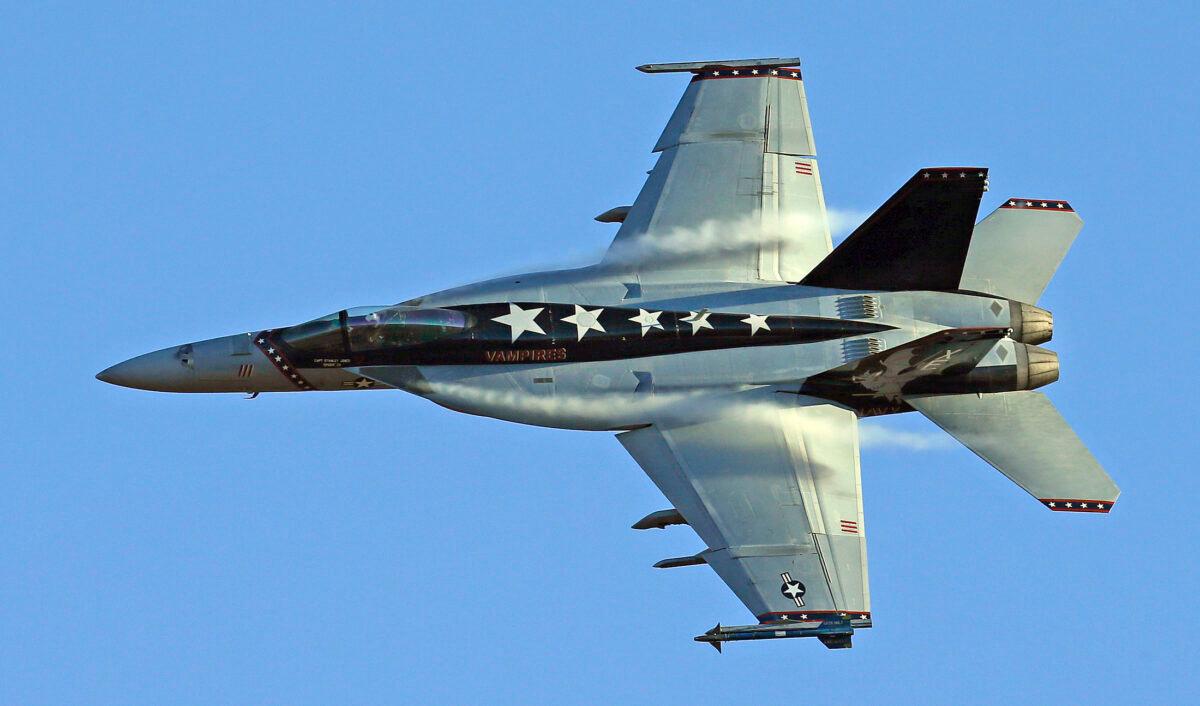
[839, 519, 859, 534]
[794, 160, 813, 176]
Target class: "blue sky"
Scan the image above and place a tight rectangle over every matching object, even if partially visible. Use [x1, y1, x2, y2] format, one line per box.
[2, 3, 1197, 704]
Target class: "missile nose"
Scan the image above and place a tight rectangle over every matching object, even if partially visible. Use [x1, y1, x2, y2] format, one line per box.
[96, 346, 192, 391]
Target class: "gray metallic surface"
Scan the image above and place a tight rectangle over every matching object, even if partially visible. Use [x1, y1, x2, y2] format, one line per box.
[961, 202, 1083, 303]
[97, 57, 1116, 649]
[907, 391, 1119, 507]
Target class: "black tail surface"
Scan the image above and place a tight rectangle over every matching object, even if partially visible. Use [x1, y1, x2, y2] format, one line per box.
[800, 167, 987, 291]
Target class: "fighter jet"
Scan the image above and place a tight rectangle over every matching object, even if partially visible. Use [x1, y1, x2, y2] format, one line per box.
[98, 57, 1118, 650]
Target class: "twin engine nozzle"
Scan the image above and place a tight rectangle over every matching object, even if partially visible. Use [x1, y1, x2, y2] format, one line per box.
[1009, 302, 1057, 390]
[1010, 301, 1053, 345]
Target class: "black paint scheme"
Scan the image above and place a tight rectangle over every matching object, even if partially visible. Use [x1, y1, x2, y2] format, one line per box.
[801, 167, 988, 292]
[269, 303, 895, 368]
[798, 326, 1019, 413]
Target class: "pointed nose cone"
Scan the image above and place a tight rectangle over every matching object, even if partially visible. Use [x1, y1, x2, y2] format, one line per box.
[96, 347, 192, 391]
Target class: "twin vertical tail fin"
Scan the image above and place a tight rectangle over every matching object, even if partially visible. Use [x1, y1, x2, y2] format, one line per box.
[798, 167, 1114, 510]
[799, 167, 1082, 304]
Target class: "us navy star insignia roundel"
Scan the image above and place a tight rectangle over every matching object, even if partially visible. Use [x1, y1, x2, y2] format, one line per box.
[780, 572, 806, 607]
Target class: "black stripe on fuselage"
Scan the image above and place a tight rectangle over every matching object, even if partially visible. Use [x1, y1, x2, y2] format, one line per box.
[278, 302, 894, 369]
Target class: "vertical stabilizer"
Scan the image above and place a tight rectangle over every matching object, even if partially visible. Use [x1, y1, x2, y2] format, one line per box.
[800, 168, 987, 291]
[959, 199, 1083, 304]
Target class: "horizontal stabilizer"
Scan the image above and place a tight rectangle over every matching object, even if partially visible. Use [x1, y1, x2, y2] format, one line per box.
[906, 391, 1118, 511]
[959, 199, 1083, 304]
[801, 168, 988, 291]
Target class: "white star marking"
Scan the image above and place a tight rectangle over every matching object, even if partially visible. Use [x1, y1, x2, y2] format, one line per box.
[1081, 503, 1089, 508]
[1066, 502, 1074, 508]
[1008, 200, 1016, 206]
[492, 303, 546, 342]
[256, 339, 264, 344]
[770, 69, 778, 75]
[790, 71, 798, 77]
[682, 311, 714, 334]
[1048, 502, 1057, 507]
[267, 348, 275, 354]
[1056, 203, 1066, 208]
[1098, 504, 1106, 509]
[561, 305, 605, 341]
[629, 309, 664, 336]
[741, 314, 770, 335]
[751, 69, 759, 75]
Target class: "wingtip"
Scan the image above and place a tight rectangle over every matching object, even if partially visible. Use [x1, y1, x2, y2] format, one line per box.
[1039, 498, 1116, 513]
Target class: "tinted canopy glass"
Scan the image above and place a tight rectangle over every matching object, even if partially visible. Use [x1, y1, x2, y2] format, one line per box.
[277, 306, 472, 358]
[347, 307, 469, 352]
[278, 312, 344, 357]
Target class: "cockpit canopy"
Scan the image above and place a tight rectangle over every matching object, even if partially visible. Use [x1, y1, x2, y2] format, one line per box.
[279, 306, 471, 357]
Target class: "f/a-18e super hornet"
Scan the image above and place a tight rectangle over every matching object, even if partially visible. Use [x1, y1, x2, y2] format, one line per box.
[98, 57, 1118, 650]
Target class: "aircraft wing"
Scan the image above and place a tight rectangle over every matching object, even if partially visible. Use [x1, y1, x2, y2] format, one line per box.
[617, 390, 870, 648]
[604, 58, 832, 283]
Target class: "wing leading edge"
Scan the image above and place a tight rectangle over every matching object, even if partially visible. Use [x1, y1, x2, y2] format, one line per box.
[618, 391, 870, 649]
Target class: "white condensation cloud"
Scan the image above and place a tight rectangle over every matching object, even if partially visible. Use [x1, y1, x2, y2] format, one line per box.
[603, 206, 871, 269]
[858, 424, 954, 451]
[827, 207, 870, 243]
[481, 205, 872, 278]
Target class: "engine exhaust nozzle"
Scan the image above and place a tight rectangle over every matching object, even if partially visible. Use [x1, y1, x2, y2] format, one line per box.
[1009, 302, 1053, 344]
[1016, 344, 1059, 390]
